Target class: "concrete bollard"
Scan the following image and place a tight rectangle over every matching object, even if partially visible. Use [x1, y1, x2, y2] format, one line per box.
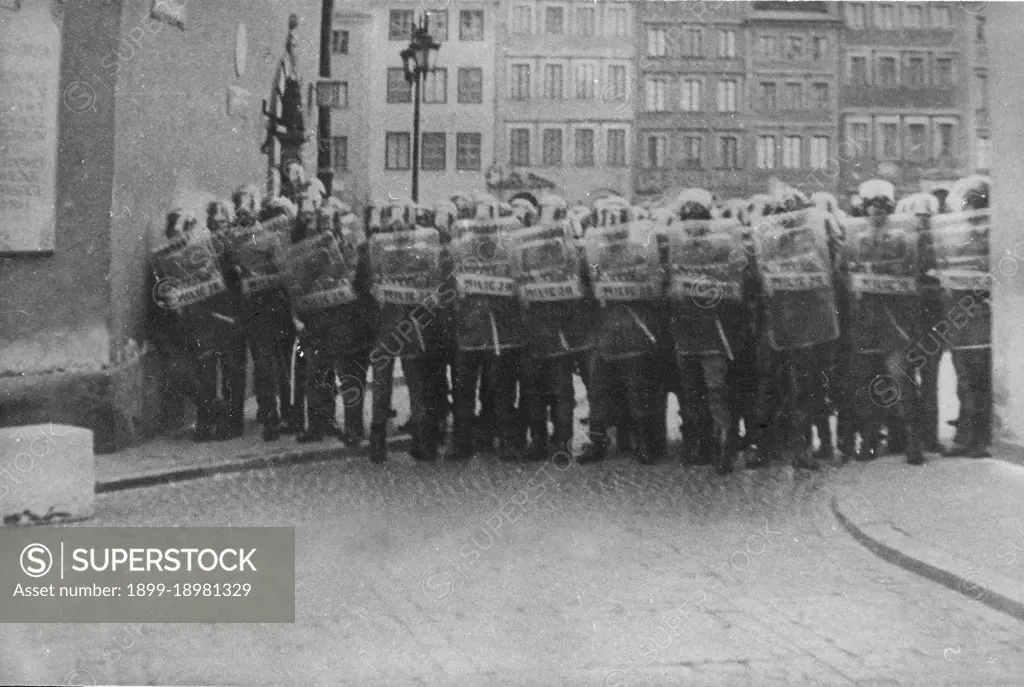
[0, 424, 95, 526]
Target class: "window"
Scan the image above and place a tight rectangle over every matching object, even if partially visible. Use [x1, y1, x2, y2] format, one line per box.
[647, 28, 668, 57]
[847, 3, 865, 28]
[680, 78, 701, 111]
[319, 80, 348, 108]
[681, 26, 703, 57]
[458, 68, 483, 104]
[756, 136, 776, 170]
[544, 7, 564, 35]
[607, 129, 627, 167]
[719, 136, 739, 168]
[387, 68, 412, 103]
[849, 122, 870, 157]
[907, 123, 927, 160]
[976, 16, 986, 42]
[879, 122, 899, 158]
[936, 58, 954, 87]
[936, 123, 954, 158]
[813, 83, 829, 109]
[977, 136, 991, 170]
[933, 5, 951, 29]
[850, 56, 868, 85]
[978, 73, 989, 109]
[608, 66, 627, 100]
[385, 132, 410, 170]
[645, 77, 668, 112]
[542, 128, 563, 166]
[389, 10, 413, 40]
[331, 30, 349, 55]
[459, 10, 484, 41]
[426, 10, 448, 41]
[330, 136, 347, 172]
[876, 4, 896, 30]
[717, 79, 737, 112]
[782, 136, 801, 168]
[878, 57, 897, 86]
[760, 82, 777, 111]
[421, 133, 446, 170]
[512, 5, 532, 34]
[786, 36, 804, 60]
[718, 29, 736, 58]
[575, 129, 595, 167]
[645, 135, 667, 168]
[511, 64, 531, 100]
[422, 69, 447, 104]
[906, 56, 925, 86]
[575, 6, 595, 37]
[784, 82, 802, 110]
[510, 128, 531, 166]
[575, 63, 596, 99]
[812, 37, 827, 60]
[607, 7, 629, 36]
[761, 34, 780, 59]
[682, 135, 702, 169]
[456, 133, 482, 171]
[905, 5, 922, 28]
[809, 136, 829, 168]
[543, 64, 564, 99]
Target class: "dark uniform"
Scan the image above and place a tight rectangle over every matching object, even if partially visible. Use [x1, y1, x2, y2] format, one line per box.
[845, 203, 925, 465]
[368, 209, 452, 463]
[297, 236, 377, 443]
[207, 206, 249, 440]
[228, 195, 297, 441]
[578, 211, 665, 464]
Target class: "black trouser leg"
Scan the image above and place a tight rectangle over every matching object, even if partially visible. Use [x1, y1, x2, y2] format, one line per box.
[454, 350, 487, 452]
[219, 337, 248, 437]
[192, 350, 219, 439]
[338, 351, 369, 437]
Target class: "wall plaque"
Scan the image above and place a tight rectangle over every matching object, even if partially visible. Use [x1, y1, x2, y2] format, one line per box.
[0, 0, 61, 253]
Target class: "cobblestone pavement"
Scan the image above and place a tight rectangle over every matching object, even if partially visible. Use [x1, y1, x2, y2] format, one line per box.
[4, 449, 1023, 686]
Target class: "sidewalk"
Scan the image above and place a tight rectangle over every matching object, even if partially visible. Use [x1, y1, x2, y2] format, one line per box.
[832, 447, 1024, 621]
[96, 377, 413, 491]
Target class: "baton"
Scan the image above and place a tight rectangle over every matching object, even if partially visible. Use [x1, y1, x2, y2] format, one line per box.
[490, 311, 502, 357]
[412, 315, 427, 353]
[290, 336, 299, 407]
[626, 305, 657, 345]
[883, 305, 912, 343]
[715, 316, 734, 362]
[559, 329, 570, 351]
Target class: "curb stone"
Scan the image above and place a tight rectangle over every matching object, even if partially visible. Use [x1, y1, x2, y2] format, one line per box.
[831, 495, 1024, 622]
[95, 436, 413, 494]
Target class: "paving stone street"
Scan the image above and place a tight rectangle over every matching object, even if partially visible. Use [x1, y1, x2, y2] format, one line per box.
[4, 452, 1023, 686]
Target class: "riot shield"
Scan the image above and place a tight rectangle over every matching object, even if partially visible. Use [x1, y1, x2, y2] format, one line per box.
[584, 220, 664, 304]
[513, 221, 583, 303]
[754, 209, 840, 351]
[929, 208, 991, 349]
[450, 216, 520, 298]
[367, 227, 443, 306]
[666, 218, 745, 356]
[450, 217, 525, 351]
[150, 226, 227, 311]
[281, 232, 357, 313]
[844, 213, 921, 354]
[222, 221, 286, 294]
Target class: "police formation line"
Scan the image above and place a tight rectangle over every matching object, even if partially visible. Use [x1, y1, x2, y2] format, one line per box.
[150, 165, 993, 472]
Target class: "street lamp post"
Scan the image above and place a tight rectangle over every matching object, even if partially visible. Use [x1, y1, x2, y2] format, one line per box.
[401, 14, 440, 203]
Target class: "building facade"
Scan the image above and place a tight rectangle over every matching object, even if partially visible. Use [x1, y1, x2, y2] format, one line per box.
[494, 0, 636, 205]
[837, 1, 970, 197]
[332, 0, 499, 207]
[633, 1, 751, 202]
[746, 2, 842, 197]
[1, 0, 325, 451]
[967, 6, 990, 175]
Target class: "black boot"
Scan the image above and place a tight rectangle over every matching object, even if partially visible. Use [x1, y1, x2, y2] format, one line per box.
[577, 428, 608, 465]
[714, 433, 735, 475]
[369, 424, 387, 464]
[262, 423, 280, 442]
